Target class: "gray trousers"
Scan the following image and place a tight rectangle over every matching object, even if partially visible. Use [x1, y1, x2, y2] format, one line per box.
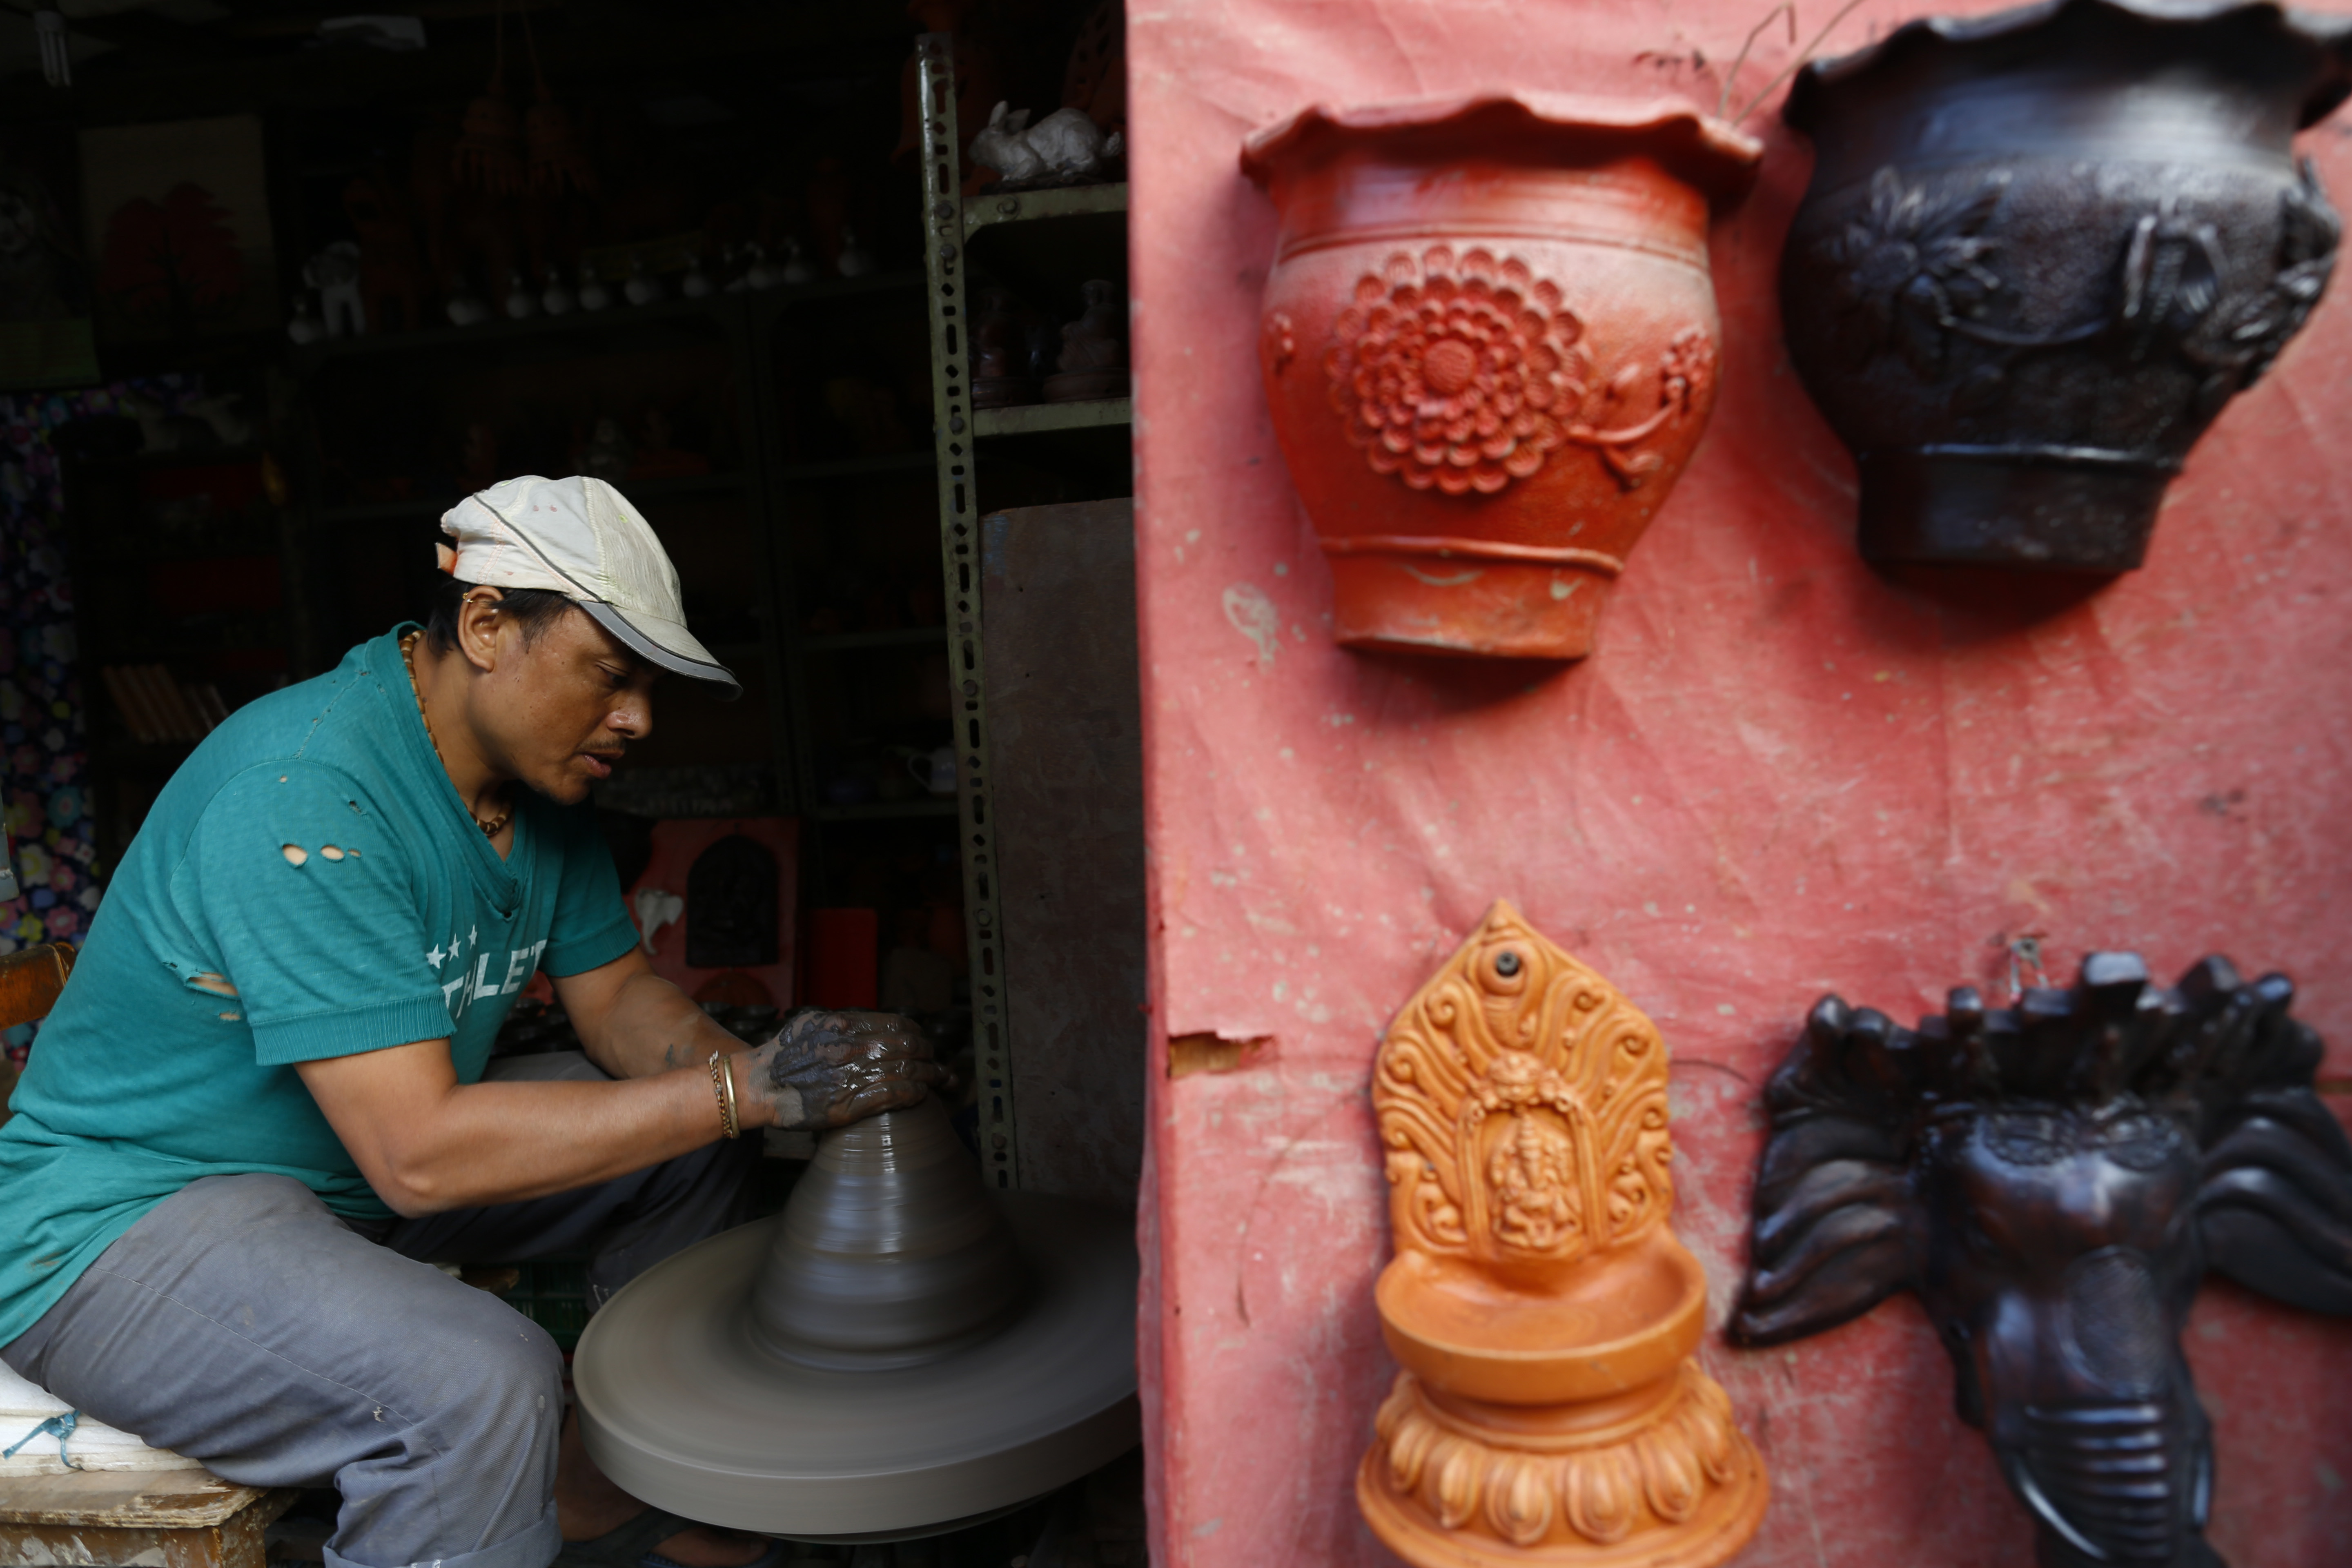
[0, 1054, 759, 1568]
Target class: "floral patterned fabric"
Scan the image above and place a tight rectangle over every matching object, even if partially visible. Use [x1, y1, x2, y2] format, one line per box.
[0, 380, 195, 1068]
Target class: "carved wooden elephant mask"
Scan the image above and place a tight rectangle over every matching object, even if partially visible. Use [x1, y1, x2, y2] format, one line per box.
[1733, 952, 2352, 1568]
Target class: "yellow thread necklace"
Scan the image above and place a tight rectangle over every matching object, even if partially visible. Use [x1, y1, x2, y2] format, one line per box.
[401, 630, 513, 839]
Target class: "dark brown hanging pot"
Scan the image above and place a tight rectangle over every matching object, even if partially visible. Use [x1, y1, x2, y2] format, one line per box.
[1779, 0, 2352, 571]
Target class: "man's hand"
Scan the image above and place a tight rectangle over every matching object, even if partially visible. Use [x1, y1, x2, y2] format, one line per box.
[744, 1009, 951, 1131]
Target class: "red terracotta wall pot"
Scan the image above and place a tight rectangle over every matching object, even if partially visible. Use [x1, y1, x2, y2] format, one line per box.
[1241, 95, 1760, 659]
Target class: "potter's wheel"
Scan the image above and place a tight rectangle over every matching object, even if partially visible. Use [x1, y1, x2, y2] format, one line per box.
[575, 1100, 1138, 1539]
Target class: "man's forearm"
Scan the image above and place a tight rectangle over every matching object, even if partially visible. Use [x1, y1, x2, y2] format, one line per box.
[575, 968, 741, 1080]
[382, 1069, 748, 1212]
[298, 1042, 772, 1217]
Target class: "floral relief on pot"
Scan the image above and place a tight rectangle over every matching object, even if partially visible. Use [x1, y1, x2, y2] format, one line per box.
[1323, 247, 1715, 497]
[1779, 0, 2352, 571]
[1356, 901, 1768, 1568]
[1242, 96, 1758, 659]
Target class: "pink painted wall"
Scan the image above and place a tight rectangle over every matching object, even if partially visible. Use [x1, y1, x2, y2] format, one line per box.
[1125, 2, 2352, 1565]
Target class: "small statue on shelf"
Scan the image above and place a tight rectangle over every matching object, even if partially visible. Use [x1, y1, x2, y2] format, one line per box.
[577, 268, 613, 312]
[632, 408, 710, 480]
[304, 243, 365, 339]
[345, 173, 424, 335]
[580, 417, 633, 482]
[968, 102, 1123, 189]
[286, 292, 326, 346]
[503, 270, 537, 320]
[460, 423, 499, 491]
[970, 288, 1034, 408]
[541, 266, 577, 316]
[780, 238, 816, 285]
[444, 277, 493, 327]
[824, 378, 910, 455]
[1060, 0, 1125, 143]
[836, 226, 875, 278]
[623, 254, 664, 307]
[1042, 278, 1128, 401]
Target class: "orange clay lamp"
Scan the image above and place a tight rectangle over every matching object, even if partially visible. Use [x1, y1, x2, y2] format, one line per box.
[1359, 901, 1767, 1566]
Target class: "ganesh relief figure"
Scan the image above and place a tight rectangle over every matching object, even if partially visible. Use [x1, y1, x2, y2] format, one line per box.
[1735, 951, 2352, 1568]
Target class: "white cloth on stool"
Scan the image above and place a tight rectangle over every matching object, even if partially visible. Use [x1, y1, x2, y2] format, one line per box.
[0, 1358, 199, 1473]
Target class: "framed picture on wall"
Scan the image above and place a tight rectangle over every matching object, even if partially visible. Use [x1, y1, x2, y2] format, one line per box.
[0, 124, 98, 391]
[79, 115, 278, 344]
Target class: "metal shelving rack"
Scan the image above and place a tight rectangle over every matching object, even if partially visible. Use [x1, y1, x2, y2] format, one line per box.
[915, 31, 1131, 1191]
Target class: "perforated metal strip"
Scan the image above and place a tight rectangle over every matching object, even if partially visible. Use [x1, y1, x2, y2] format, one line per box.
[917, 33, 1018, 1189]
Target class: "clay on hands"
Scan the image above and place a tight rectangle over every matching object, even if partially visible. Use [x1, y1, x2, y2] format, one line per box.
[747, 1008, 951, 1130]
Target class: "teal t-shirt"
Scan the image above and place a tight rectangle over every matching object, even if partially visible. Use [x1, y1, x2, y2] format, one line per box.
[0, 627, 641, 1348]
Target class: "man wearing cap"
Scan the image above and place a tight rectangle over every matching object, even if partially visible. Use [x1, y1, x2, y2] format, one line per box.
[0, 477, 945, 1568]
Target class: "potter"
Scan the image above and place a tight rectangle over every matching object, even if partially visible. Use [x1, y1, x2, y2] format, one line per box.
[0, 475, 948, 1568]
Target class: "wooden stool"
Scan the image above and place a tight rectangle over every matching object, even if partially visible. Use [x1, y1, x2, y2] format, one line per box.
[0, 1470, 297, 1568]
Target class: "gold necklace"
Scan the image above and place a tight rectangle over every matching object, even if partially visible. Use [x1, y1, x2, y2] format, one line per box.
[401, 630, 514, 839]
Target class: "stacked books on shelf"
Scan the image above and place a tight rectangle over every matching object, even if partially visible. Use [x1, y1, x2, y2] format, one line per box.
[100, 665, 231, 745]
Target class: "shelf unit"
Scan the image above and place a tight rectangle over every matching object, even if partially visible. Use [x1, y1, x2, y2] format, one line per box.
[917, 33, 1135, 1191]
[57, 420, 307, 869]
[283, 271, 958, 876]
[290, 291, 811, 812]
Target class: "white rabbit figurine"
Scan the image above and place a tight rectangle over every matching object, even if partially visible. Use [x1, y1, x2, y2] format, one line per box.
[969, 102, 1124, 185]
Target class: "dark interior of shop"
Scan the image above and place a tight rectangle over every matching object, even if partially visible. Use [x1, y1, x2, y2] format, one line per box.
[0, 1, 1145, 1560]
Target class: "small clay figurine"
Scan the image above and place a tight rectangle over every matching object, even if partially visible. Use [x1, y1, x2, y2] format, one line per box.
[444, 279, 492, 327]
[969, 288, 1035, 407]
[680, 256, 713, 298]
[623, 255, 664, 307]
[345, 173, 425, 335]
[503, 269, 538, 320]
[286, 293, 326, 345]
[580, 416, 632, 481]
[1042, 278, 1128, 401]
[460, 422, 499, 491]
[780, 238, 816, 285]
[742, 244, 781, 291]
[836, 225, 875, 278]
[1060, 0, 1125, 141]
[969, 101, 1123, 187]
[630, 408, 710, 479]
[578, 269, 613, 312]
[305, 242, 366, 338]
[824, 378, 910, 454]
[541, 267, 576, 316]
[186, 392, 253, 449]
[117, 392, 217, 453]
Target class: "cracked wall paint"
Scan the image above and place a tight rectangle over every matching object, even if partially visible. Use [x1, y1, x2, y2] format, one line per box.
[1129, 3, 2352, 1566]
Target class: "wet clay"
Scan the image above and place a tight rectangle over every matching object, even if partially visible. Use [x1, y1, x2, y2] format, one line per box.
[574, 1097, 1138, 1539]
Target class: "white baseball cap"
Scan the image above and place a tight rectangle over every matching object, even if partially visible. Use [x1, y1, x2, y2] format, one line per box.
[441, 474, 740, 697]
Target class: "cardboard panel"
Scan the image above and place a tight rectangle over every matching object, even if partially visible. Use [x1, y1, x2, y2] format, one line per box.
[984, 500, 1147, 1208]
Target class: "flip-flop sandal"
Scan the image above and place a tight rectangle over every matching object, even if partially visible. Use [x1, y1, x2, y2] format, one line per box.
[553, 1508, 784, 1568]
